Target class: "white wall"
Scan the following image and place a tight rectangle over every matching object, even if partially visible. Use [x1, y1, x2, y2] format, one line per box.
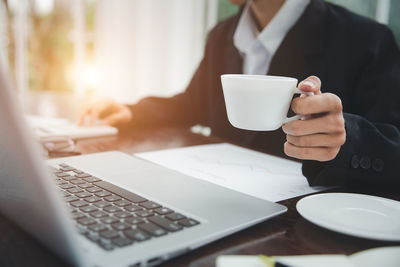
[94, 0, 217, 104]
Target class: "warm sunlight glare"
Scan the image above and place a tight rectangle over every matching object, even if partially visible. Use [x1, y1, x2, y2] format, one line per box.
[84, 64, 100, 89]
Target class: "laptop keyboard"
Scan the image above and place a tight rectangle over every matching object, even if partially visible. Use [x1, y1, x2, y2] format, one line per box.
[51, 163, 200, 251]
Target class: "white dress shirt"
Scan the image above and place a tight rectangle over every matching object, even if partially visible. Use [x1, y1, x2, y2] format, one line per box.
[233, 0, 310, 75]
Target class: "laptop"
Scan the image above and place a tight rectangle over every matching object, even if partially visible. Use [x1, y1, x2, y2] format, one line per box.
[0, 64, 287, 266]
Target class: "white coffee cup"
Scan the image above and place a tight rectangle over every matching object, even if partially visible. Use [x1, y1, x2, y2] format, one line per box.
[221, 74, 312, 131]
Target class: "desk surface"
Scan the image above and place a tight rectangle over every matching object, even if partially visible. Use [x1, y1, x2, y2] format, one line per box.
[1, 127, 399, 267]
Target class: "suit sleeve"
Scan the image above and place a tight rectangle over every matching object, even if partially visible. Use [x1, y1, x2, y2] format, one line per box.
[302, 27, 400, 190]
[126, 44, 210, 129]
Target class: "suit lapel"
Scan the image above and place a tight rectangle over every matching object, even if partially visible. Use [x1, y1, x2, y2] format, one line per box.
[223, 10, 244, 75]
[269, 0, 328, 80]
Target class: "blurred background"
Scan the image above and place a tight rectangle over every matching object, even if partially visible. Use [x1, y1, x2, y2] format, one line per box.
[0, 0, 399, 119]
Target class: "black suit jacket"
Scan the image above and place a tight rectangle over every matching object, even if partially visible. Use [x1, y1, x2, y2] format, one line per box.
[129, 0, 400, 190]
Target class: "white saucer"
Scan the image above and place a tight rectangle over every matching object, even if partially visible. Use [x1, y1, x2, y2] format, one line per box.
[350, 246, 400, 267]
[296, 193, 400, 241]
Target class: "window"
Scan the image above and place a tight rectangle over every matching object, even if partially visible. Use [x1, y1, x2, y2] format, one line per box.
[326, 0, 399, 44]
[2, 0, 96, 95]
[217, 0, 239, 21]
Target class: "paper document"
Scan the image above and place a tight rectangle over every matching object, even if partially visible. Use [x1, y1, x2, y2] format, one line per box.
[216, 255, 353, 267]
[216, 246, 400, 267]
[136, 143, 327, 202]
[26, 115, 118, 140]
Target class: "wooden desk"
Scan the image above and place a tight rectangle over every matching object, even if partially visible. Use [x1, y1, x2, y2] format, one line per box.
[0, 127, 398, 267]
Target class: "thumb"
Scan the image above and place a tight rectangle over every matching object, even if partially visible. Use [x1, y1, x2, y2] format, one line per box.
[298, 75, 322, 95]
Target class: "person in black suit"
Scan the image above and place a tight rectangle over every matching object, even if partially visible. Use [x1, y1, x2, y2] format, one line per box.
[80, 0, 400, 190]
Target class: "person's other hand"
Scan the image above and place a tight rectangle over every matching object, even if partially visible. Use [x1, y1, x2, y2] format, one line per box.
[282, 76, 346, 161]
[78, 98, 132, 127]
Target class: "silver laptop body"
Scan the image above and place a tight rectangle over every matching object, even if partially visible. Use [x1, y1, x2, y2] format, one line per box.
[0, 64, 287, 266]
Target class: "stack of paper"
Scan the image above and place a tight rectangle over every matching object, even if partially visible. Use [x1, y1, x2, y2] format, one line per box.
[136, 143, 327, 202]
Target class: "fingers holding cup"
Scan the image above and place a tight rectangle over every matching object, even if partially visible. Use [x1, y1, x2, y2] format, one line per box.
[283, 81, 346, 162]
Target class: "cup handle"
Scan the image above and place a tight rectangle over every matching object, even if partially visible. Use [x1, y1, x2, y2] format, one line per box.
[283, 89, 314, 124]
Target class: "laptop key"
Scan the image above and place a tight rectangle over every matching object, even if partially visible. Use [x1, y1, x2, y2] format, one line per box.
[80, 205, 98, 213]
[114, 211, 132, 219]
[55, 172, 70, 177]
[58, 163, 71, 168]
[75, 173, 92, 178]
[138, 222, 167, 237]
[124, 216, 144, 225]
[154, 207, 173, 215]
[94, 181, 147, 203]
[72, 212, 86, 220]
[166, 213, 186, 221]
[71, 200, 88, 208]
[103, 205, 122, 213]
[85, 196, 102, 203]
[101, 216, 120, 224]
[98, 239, 114, 251]
[62, 175, 78, 181]
[178, 218, 200, 227]
[139, 201, 161, 210]
[124, 205, 143, 212]
[114, 199, 132, 207]
[75, 192, 92, 198]
[90, 210, 108, 218]
[93, 201, 111, 208]
[59, 163, 71, 168]
[124, 229, 150, 242]
[87, 232, 100, 243]
[88, 223, 108, 232]
[70, 179, 85, 185]
[65, 195, 80, 202]
[78, 182, 94, 189]
[56, 179, 68, 185]
[95, 190, 111, 198]
[104, 194, 122, 202]
[112, 237, 133, 247]
[73, 169, 84, 174]
[78, 217, 96, 226]
[67, 187, 84, 194]
[135, 210, 154, 218]
[86, 186, 102, 193]
[59, 184, 75, 190]
[148, 216, 183, 232]
[75, 224, 88, 235]
[111, 222, 131, 231]
[83, 176, 102, 183]
[100, 229, 119, 239]
[60, 167, 75, 172]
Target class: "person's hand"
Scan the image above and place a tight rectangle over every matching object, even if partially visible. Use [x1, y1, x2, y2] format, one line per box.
[282, 76, 346, 161]
[78, 98, 132, 127]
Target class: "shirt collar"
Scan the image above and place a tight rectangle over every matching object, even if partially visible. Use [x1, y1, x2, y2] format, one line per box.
[234, 0, 311, 55]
